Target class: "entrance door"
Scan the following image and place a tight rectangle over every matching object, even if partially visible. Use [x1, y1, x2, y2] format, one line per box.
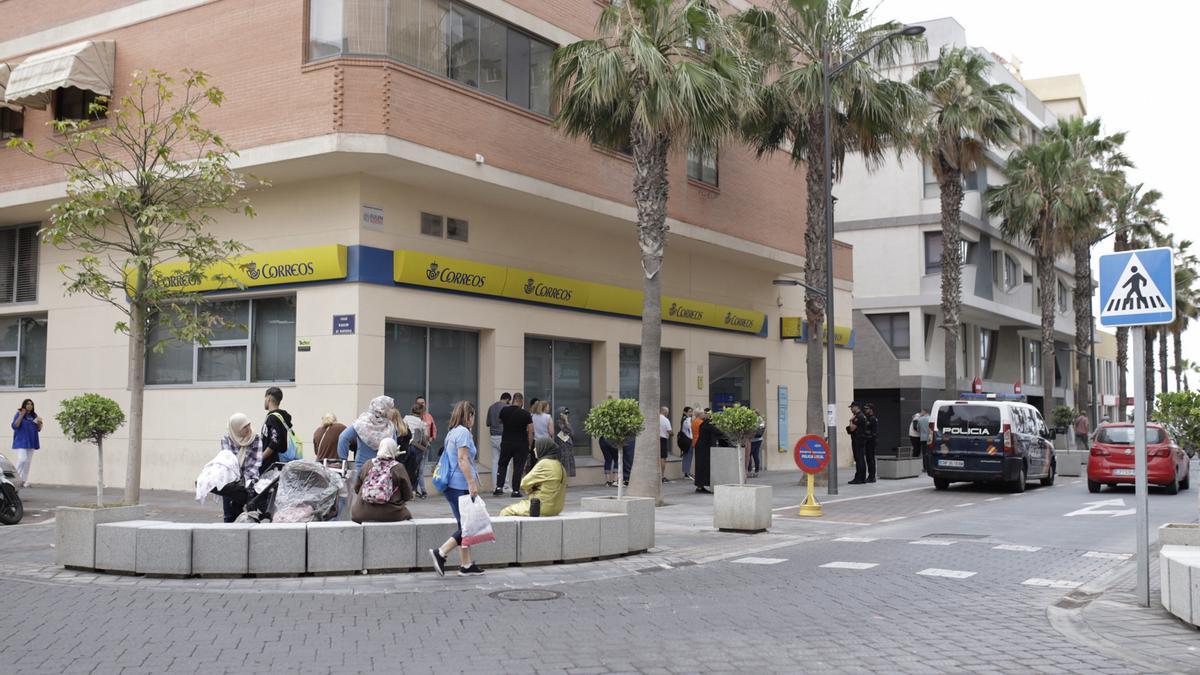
[384, 323, 479, 454]
[525, 337, 592, 453]
[709, 353, 751, 410]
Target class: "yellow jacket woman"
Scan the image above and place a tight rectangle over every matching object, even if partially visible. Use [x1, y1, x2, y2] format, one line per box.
[500, 437, 565, 517]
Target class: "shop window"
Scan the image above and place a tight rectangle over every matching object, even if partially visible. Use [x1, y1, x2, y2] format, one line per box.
[146, 297, 296, 385]
[709, 353, 751, 410]
[0, 316, 47, 388]
[384, 322, 479, 455]
[618, 345, 672, 408]
[525, 337, 592, 453]
[0, 108, 23, 140]
[0, 224, 39, 304]
[687, 149, 718, 187]
[54, 87, 106, 121]
[868, 313, 910, 359]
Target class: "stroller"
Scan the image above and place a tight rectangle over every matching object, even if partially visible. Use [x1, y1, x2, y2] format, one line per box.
[237, 460, 347, 523]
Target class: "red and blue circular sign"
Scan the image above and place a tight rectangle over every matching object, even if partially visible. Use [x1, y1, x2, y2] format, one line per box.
[793, 434, 830, 475]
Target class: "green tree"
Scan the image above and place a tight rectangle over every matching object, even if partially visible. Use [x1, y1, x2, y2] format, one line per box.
[737, 0, 924, 434]
[56, 394, 126, 507]
[1153, 391, 1200, 454]
[552, 1, 753, 501]
[909, 46, 1021, 398]
[583, 398, 647, 498]
[709, 404, 761, 484]
[9, 70, 260, 505]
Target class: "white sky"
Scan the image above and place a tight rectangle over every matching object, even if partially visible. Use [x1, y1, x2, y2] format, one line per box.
[880, 0, 1200, 388]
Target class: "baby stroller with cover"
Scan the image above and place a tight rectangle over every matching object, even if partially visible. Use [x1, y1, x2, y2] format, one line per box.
[238, 460, 347, 523]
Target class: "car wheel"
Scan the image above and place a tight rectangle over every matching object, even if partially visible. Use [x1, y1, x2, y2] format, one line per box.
[1040, 461, 1056, 487]
[933, 477, 950, 490]
[1165, 475, 1180, 496]
[1180, 470, 1190, 490]
[1087, 480, 1101, 494]
[1010, 465, 1027, 493]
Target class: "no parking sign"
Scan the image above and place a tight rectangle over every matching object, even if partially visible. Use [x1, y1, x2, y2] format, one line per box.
[793, 434, 830, 475]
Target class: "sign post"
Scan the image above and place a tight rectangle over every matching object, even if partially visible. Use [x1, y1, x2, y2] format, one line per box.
[1099, 246, 1176, 608]
[794, 434, 831, 517]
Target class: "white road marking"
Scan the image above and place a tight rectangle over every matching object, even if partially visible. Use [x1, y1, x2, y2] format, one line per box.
[1083, 551, 1133, 560]
[993, 544, 1042, 552]
[1072, 480, 1082, 484]
[1023, 578, 1082, 589]
[1065, 499, 1135, 518]
[920, 509, 943, 514]
[772, 485, 932, 511]
[732, 557, 787, 565]
[985, 497, 1003, 502]
[910, 539, 955, 546]
[917, 568, 977, 579]
[955, 503, 975, 508]
[834, 537, 878, 543]
[879, 516, 907, 523]
[820, 561, 878, 570]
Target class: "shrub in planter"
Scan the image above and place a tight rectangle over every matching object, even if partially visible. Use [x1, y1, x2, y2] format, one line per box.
[56, 394, 126, 506]
[1051, 405, 1078, 434]
[710, 404, 761, 484]
[584, 398, 644, 497]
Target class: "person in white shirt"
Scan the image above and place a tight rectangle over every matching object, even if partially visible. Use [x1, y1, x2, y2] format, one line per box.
[659, 406, 672, 484]
[677, 407, 694, 479]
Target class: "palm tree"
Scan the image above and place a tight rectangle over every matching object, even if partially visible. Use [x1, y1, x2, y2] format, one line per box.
[1168, 241, 1199, 391]
[910, 47, 1020, 399]
[737, 0, 924, 434]
[988, 135, 1097, 420]
[551, 0, 753, 500]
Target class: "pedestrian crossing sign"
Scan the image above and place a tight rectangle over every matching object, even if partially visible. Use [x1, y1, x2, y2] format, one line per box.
[1098, 247, 1175, 327]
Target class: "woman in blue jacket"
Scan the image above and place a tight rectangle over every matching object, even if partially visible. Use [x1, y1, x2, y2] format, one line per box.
[12, 398, 42, 487]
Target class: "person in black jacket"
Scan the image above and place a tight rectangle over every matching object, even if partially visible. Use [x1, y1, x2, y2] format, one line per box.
[847, 401, 869, 484]
[261, 386, 293, 471]
[693, 410, 716, 494]
[863, 403, 879, 483]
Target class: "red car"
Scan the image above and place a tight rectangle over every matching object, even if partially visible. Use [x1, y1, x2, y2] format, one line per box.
[1087, 423, 1190, 494]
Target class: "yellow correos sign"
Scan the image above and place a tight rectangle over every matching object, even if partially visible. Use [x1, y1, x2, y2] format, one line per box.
[393, 250, 508, 297]
[141, 245, 348, 293]
[780, 317, 854, 346]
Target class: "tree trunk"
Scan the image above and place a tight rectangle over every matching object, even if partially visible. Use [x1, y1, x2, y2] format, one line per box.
[1036, 243, 1056, 422]
[1072, 240, 1093, 423]
[1174, 329, 1183, 392]
[626, 125, 669, 503]
[803, 119, 827, 436]
[1144, 326, 1156, 413]
[938, 163, 964, 400]
[124, 298, 147, 505]
[1159, 326, 1169, 394]
[96, 437, 104, 507]
[1116, 326, 1128, 421]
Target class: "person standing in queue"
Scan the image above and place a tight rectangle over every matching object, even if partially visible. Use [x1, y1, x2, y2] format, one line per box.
[693, 410, 716, 494]
[495, 392, 533, 498]
[485, 392, 511, 492]
[261, 387, 293, 472]
[847, 401, 869, 484]
[428, 401, 483, 577]
[658, 406, 672, 484]
[676, 407, 694, 479]
[863, 403, 879, 483]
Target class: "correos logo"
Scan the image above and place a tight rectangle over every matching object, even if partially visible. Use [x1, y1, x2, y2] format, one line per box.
[245, 262, 260, 280]
[668, 302, 704, 320]
[245, 259, 315, 281]
[523, 277, 573, 302]
[724, 312, 754, 329]
[425, 261, 486, 288]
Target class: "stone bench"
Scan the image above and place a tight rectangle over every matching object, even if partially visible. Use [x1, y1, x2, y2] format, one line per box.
[1159, 524, 1200, 627]
[64, 496, 654, 578]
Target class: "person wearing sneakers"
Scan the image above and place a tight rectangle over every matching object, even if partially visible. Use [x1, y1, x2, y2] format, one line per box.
[428, 401, 484, 577]
[495, 393, 533, 498]
[658, 406, 672, 484]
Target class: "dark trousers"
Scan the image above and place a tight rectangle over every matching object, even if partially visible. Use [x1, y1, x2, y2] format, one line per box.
[852, 438, 867, 481]
[497, 441, 529, 492]
[865, 439, 877, 479]
[222, 496, 242, 523]
[909, 436, 922, 458]
[600, 440, 619, 472]
[622, 443, 635, 482]
[747, 439, 763, 473]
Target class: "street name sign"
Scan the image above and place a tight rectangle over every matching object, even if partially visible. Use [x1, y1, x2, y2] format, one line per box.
[1098, 247, 1175, 327]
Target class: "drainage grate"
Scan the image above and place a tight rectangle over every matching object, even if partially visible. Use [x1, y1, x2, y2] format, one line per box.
[488, 589, 564, 602]
[923, 533, 989, 539]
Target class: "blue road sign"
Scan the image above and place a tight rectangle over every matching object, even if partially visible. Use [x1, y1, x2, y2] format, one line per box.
[1098, 247, 1175, 327]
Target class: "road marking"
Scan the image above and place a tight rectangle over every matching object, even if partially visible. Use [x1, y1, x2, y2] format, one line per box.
[985, 497, 1003, 502]
[993, 544, 1042, 552]
[820, 561, 878, 570]
[1083, 551, 1132, 560]
[920, 509, 943, 514]
[1023, 578, 1082, 589]
[955, 503, 975, 508]
[879, 516, 907, 523]
[772, 485, 932, 511]
[732, 557, 787, 565]
[1065, 499, 1135, 518]
[917, 568, 976, 579]
[834, 537, 878, 543]
[910, 539, 955, 546]
[1072, 480, 1082, 484]
[1056, 483, 1068, 487]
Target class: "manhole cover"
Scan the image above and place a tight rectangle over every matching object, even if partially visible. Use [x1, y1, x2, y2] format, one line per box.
[488, 589, 564, 602]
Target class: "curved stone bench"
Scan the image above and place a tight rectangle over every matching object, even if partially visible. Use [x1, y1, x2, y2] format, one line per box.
[1159, 523, 1200, 627]
[58, 496, 654, 577]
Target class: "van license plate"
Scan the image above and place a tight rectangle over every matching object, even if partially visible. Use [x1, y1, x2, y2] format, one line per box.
[1114, 469, 1136, 476]
[938, 460, 964, 468]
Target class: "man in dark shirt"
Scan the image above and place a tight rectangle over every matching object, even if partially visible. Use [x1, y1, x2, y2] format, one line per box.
[261, 386, 293, 471]
[495, 392, 534, 498]
[863, 403, 879, 483]
[486, 392, 512, 490]
[847, 401, 869, 484]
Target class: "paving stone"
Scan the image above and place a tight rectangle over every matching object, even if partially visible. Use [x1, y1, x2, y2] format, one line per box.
[362, 521, 417, 571]
[94, 520, 166, 573]
[248, 523, 307, 575]
[191, 523, 253, 575]
[513, 516, 562, 563]
[135, 524, 193, 576]
[306, 522, 364, 573]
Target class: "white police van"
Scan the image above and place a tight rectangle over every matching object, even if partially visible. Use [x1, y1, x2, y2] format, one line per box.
[924, 394, 1056, 493]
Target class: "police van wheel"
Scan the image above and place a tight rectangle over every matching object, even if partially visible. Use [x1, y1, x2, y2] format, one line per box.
[1009, 466, 1026, 493]
[933, 478, 949, 491]
[1040, 462, 1056, 487]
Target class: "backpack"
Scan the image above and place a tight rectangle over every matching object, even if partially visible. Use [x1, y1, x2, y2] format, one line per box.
[271, 412, 303, 462]
[360, 458, 396, 505]
[431, 445, 455, 493]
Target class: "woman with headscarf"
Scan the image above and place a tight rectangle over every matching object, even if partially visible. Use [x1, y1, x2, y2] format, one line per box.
[693, 410, 716, 494]
[219, 413, 264, 523]
[351, 437, 414, 523]
[554, 406, 576, 478]
[337, 396, 398, 472]
[500, 437, 566, 517]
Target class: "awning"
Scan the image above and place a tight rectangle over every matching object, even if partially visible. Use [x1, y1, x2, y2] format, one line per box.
[4, 40, 115, 110]
[0, 64, 20, 112]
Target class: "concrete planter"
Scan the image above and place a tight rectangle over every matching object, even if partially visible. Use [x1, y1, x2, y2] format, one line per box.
[1160, 523, 1200, 547]
[580, 496, 655, 552]
[55, 505, 146, 569]
[1056, 451, 1088, 478]
[877, 457, 922, 480]
[709, 447, 741, 487]
[713, 484, 772, 533]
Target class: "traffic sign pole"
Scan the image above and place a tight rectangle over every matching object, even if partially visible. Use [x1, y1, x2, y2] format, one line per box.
[799, 473, 821, 517]
[1132, 327, 1150, 608]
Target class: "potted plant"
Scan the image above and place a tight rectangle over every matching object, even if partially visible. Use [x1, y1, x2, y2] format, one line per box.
[709, 405, 772, 533]
[54, 394, 141, 568]
[580, 399, 656, 551]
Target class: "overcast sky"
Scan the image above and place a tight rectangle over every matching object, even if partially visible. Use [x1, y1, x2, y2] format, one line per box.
[879, 0, 1200, 388]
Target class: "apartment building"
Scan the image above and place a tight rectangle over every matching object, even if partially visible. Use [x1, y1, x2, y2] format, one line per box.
[833, 17, 1087, 453]
[0, 0, 853, 491]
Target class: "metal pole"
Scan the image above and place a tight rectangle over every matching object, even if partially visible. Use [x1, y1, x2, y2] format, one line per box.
[822, 38, 839, 496]
[1132, 326, 1150, 607]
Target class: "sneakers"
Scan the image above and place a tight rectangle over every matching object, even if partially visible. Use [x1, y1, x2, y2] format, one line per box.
[683, 473, 693, 480]
[866, 477, 877, 483]
[429, 548, 446, 577]
[605, 481, 615, 487]
[661, 477, 670, 483]
[492, 487, 504, 497]
[511, 491, 523, 498]
[622, 480, 629, 487]
[458, 564, 485, 576]
[695, 486, 711, 494]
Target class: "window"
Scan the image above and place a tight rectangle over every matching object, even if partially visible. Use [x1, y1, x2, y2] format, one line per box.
[979, 328, 997, 379]
[961, 323, 971, 377]
[54, 87, 106, 121]
[146, 297, 296, 385]
[0, 224, 39, 304]
[923, 160, 979, 199]
[687, 149, 718, 187]
[0, 316, 46, 388]
[446, 217, 469, 242]
[1024, 338, 1041, 386]
[868, 313, 910, 359]
[924, 232, 974, 273]
[618, 345, 672, 408]
[526, 337, 592, 454]
[992, 251, 1020, 291]
[420, 211, 468, 242]
[308, 0, 556, 115]
[420, 212, 443, 237]
[1057, 279, 1069, 314]
[384, 322, 479, 455]
[0, 108, 22, 140]
[710, 354, 751, 410]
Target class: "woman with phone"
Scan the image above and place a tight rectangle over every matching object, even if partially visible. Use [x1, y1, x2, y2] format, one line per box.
[11, 398, 42, 488]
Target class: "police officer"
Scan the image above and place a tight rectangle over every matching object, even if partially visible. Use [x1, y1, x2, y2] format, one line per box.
[846, 401, 869, 484]
[863, 403, 879, 483]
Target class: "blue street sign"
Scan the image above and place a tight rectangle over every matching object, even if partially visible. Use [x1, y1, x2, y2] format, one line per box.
[332, 314, 356, 335]
[1098, 247, 1175, 327]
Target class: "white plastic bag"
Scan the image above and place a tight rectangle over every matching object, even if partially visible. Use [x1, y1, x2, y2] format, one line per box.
[458, 494, 496, 547]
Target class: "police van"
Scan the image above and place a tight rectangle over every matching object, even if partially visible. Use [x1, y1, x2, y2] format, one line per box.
[924, 394, 1057, 493]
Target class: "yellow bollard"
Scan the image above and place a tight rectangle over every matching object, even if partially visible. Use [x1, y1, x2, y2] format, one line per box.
[798, 472, 822, 517]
